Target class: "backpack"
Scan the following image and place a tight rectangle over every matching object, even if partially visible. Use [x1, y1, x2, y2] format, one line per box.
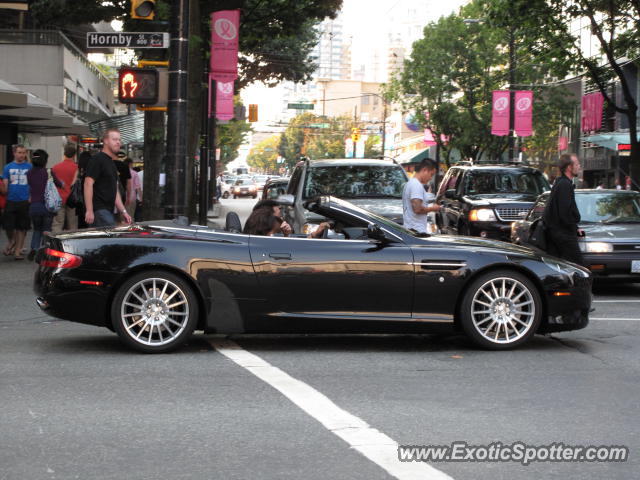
[45, 169, 63, 213]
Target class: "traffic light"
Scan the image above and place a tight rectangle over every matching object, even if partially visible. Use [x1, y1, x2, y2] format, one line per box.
[248, 104, 258, 122]
[131, 0, 156, 20]
[351, 127, 360, 143]
[118, 67, 159, 104]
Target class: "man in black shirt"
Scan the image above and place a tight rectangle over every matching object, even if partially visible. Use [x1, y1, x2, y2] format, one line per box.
[544, 153, 584, 265]
[84, 129, 131, 227]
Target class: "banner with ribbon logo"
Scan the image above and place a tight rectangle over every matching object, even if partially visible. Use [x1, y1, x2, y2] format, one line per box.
[210, 10, 240, 83]
[215, 80, 235, 122]
[491, 90, 510, 136]
[581, 92, 604, 132]
[514, 90, 533, 137]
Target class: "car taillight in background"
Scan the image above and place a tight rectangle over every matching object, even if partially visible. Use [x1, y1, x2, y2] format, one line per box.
[40, 248, 83, 269]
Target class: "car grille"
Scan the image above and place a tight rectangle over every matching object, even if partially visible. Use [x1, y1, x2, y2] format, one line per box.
[495, 208, 530, 221]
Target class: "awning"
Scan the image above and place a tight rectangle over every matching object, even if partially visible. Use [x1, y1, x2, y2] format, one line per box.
[0, 79, 92, 135]
[90, 113, 145, 145]
[395, 147, 431, 165]
[0, 79, 27, 109]
[583, 133, 631, 150]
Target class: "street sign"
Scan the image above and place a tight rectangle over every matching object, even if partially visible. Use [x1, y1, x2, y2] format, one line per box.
[87, 32, 169, 49]
[287, 103, 314, 110]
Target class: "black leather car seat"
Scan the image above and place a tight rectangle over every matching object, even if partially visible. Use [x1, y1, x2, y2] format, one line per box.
[225, 212, 242, 233]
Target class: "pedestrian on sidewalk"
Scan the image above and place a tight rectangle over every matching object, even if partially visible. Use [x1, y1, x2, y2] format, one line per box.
[1, 144, 32, 260]
[51, 143, 79, 233]
[84, 129, 131, 227]
[124, 158, 141, 220]
[27, 149, 62, 261]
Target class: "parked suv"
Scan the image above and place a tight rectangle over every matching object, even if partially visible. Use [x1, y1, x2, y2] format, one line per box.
[282, 158, 408, 235]
[436, 163, 550, 241]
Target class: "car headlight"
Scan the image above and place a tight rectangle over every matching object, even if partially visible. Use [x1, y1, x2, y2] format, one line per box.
[579, 241, 613, 253]
[542, 257, 590, 278]
[469, 208, 496, 222]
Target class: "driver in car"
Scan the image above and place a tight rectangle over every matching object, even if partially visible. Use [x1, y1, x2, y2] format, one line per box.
[244, 199, 330, 238]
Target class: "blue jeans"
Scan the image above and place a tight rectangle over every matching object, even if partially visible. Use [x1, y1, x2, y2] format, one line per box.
[29, 202, 54, 251]
[92, 209, 116, 227]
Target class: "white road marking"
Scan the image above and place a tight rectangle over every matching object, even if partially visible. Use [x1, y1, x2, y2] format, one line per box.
[209, 338, 453, 480]
[593, 300, 640, 303]
[590, 318, 640, 321]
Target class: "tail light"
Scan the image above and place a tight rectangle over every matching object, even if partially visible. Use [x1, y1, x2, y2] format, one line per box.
[40, 248, 83, 269]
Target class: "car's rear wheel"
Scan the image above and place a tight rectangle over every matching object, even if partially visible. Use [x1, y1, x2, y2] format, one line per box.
[111, 270, 199, 353]
[460, 270, 541, 349]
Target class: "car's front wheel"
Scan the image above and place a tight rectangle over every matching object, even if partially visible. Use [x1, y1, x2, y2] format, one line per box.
[111, 270, 199, 353]
[460, 270, 541, 349]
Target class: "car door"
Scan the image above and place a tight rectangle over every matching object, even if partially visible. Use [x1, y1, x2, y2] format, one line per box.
[438, 168, 463, 234]
[248, 234, 414, 320]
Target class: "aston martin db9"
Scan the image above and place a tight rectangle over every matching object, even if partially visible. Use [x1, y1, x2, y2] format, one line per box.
[35, 196, 591, 353]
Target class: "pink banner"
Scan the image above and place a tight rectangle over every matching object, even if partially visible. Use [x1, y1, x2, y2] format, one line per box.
[491, 90, 510, 136]
[423, 128, 436, 146]
[581, 92, 604, 132]
[215, 78, 234, 122]
[514, 90, 533, 137]
[558, 136, 568, 151]
[210, 10, 240, 82]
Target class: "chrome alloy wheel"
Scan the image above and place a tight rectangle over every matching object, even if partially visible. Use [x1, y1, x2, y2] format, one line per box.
[120, 277, 189, 346]
[470, 277, 535, 344]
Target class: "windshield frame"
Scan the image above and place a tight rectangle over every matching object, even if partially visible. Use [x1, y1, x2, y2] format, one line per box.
[464, 169, 550, 196]
[302, 164, 408, 200]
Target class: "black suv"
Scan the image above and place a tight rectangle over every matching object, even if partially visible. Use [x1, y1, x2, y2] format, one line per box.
[436, 163, 550, 241]
[281, 158, 408, 234]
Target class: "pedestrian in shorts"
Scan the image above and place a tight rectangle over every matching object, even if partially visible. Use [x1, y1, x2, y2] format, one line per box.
[1, 144, 32, 260]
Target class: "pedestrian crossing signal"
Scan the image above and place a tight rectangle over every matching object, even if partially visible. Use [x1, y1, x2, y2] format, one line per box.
[131, 0, 156, 20]
[118, 67, 158, 104]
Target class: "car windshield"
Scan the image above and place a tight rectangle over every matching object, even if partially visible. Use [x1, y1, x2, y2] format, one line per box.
[303, 165, 407, 199]
[577, 192, 640, 223]
[236, 179, 254, 185]
[465, 170, 549, 195]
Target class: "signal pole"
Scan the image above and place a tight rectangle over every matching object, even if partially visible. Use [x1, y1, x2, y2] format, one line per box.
[164, 0, 190, 220]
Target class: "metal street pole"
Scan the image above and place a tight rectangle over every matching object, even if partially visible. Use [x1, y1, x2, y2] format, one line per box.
[198, 70, 209, 226]
[165, 0, 190, 220]
[381, 96, 386, 155]
[508, 25, 516, 162]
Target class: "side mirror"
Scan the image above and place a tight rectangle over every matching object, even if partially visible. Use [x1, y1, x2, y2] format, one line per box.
[444, 189, 457, 200]
[276, 194, 294, 206]
[367, 223, 386, 242]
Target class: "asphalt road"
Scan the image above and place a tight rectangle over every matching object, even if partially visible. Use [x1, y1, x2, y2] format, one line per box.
[1, 213, 639, 480]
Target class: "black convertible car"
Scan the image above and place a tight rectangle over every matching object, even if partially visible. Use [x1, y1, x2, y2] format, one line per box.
[34, 197, 592, 353]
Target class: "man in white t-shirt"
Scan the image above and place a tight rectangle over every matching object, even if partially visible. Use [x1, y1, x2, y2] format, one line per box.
[402, 158, 441, 233]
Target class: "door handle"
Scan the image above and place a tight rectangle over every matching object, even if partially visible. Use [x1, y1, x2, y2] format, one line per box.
[269, 252, 292, 260]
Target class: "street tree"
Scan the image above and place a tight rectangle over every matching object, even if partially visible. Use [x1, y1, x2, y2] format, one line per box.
[247, 135, 281, 173]
[513, 0, 640, 186]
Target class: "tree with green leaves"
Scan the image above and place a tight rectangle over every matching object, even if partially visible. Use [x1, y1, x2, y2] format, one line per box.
[247, 135, 280, 172]
[387, 0, 576, 165]
[508, 0, 640, 187]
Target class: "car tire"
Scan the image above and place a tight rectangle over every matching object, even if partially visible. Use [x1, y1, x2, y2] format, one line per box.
[111, 270, 199, 353]
[460, 269, 541, 350]
[222, 192, 229, 199]
[233, 195, 237, 199]
[252, 195, 257, 199]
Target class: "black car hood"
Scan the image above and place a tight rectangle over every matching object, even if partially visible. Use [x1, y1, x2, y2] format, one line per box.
[463, 193, 539, 205]
[581, 223, 640, 241]
[427, 234, 537, 255]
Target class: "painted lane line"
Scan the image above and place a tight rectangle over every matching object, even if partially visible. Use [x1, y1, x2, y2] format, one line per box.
[590, 318, 640, 321]
[209, 338, 453, 480]
[593, 300, 640, 303]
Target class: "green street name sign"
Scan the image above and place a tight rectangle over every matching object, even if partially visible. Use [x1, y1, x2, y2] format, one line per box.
[287, 103, 314, 110]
